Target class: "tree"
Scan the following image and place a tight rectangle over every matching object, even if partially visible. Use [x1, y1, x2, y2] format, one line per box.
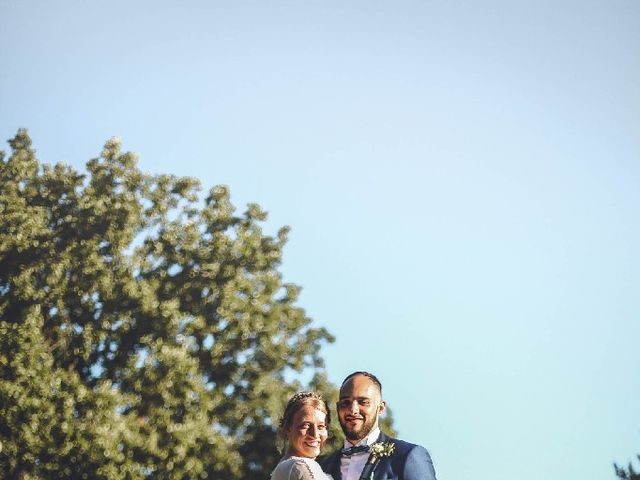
[0, 129, 338, 479]
[615, 454, 640, 480]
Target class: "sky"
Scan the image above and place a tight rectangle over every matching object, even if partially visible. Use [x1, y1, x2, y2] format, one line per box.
[1, 1, 639, 479]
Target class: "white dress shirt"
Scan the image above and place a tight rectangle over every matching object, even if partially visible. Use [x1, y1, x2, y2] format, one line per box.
[340, 427, 381, 480]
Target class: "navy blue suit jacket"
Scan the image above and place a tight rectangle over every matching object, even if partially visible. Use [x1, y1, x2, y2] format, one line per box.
[319, 432, 436, 480]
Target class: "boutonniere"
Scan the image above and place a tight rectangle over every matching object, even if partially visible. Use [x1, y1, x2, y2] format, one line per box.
[359, 442, 395, 480]
[369, 442, 395, 460]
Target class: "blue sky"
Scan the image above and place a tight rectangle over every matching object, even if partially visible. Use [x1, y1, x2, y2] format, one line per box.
[1, 1, 639, 479]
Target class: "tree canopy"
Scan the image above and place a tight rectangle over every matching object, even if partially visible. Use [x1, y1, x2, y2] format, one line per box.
[0, 129, 349, 479]
[615, 455, 640, 480]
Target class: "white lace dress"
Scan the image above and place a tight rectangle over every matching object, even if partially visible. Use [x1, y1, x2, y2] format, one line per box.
[270, 456, 333, 480]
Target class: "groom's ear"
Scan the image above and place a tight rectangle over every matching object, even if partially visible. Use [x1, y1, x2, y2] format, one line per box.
[377, 400, 387, 415]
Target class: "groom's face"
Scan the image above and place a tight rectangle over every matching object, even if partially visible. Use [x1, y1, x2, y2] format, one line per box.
[337, 374, 386, 443]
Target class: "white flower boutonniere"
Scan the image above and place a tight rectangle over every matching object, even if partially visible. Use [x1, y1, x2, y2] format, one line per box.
[360, 442, 396, 480]
[369, 441, 395, 460]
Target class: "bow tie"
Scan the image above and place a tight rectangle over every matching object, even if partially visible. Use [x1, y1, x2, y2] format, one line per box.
[341, 445, 370, 457]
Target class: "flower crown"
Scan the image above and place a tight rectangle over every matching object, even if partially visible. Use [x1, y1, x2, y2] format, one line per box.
[278, 391, 330, 431]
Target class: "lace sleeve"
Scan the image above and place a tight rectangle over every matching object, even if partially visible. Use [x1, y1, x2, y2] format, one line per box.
[290, 459, 316, 480]
[271, 457, 331, 480]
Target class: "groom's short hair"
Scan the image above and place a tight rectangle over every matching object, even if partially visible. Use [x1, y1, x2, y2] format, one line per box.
[341, 371, 382, 394]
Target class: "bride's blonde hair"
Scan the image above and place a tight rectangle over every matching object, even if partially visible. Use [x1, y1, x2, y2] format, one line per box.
[277, 391, 330, 452]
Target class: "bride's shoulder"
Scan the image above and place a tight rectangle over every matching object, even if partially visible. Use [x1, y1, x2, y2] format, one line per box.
[270, 456, 332, 480]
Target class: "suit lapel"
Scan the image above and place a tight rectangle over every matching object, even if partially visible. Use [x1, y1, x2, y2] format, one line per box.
[371, 432, 392, 480]
[365, 431, 386, 465]
[372, 457, 392, 480]
[326, 451, 342, 480]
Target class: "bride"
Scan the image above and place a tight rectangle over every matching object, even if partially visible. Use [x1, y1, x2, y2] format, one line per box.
[270, 391, 333, 480]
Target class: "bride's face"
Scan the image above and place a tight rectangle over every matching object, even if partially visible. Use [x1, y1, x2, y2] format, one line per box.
[285, 405, 328, 459]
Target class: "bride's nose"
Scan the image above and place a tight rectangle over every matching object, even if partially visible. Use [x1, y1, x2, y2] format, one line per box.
[308, 425, 320, 438]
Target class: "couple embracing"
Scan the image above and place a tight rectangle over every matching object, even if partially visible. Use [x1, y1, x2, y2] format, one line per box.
[271, 371, 437, 480]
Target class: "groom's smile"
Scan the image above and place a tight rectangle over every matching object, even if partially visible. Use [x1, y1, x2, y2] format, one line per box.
[345, 416, 363, 428]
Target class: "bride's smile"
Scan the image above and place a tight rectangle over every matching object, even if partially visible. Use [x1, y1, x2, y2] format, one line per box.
[285, 404, 328, 459]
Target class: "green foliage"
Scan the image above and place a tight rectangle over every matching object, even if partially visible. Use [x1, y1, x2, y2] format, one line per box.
[615, 455, 640, 480]
[0, 129, 339, 479]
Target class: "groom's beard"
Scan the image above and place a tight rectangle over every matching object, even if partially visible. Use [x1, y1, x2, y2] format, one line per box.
[342, 414, 378, 442]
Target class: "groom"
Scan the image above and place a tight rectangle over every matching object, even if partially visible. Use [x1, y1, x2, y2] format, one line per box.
[320, 371, 437, 480]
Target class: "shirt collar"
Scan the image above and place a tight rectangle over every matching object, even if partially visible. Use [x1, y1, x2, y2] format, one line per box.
[342, 427, 381, 449]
